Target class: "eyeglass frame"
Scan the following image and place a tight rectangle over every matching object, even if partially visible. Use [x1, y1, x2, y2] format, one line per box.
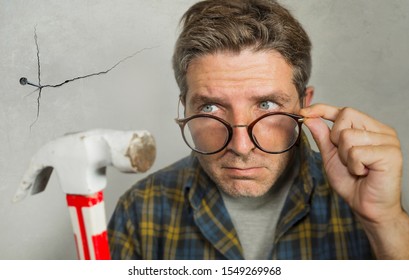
[175, 112, 304, 155]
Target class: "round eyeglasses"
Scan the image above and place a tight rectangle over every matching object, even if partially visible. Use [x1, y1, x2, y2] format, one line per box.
[175, 112, 304, 155]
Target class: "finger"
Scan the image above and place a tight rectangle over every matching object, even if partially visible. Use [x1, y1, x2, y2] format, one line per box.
[300, 103, 341, 121]
[330, 107, 397, 144]
[301, 104, 398, 145]
[347, 145, 403, 179]
[303, 117, 337, 164]
[337, 129, 401, 166]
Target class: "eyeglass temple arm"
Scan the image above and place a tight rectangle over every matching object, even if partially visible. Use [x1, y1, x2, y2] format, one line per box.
[294, 117, 304, 147]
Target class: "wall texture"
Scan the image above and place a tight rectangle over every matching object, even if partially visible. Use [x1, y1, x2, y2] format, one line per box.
[0, 0, 408, 259]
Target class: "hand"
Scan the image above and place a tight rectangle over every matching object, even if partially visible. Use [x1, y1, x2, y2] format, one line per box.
[300, 104, 403, 224]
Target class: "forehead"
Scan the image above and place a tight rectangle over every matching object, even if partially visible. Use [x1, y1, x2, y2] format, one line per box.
[185, 49, 297, 102]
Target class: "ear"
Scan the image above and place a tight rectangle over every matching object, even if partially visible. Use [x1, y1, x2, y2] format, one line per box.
[303, 86, 314, 107]
[178, 94, 187, 118]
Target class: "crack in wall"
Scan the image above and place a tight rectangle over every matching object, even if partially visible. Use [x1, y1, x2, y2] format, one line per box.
[21, 27, 156, 129]
[33, 27, 42, 129]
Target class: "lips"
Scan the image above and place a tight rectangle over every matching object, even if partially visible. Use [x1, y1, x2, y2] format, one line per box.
[222, 166, 264, 178]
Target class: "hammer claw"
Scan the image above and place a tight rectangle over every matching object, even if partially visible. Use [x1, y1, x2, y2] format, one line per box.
[14, 164, 53, 202]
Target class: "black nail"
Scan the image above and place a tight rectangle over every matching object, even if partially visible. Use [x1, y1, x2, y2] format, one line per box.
[19, 77, 40, 88]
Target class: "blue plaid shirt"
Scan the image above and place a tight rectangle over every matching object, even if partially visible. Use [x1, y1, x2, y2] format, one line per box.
[108, 134, 373, 259]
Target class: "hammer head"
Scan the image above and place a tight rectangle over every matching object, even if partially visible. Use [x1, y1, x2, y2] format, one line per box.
[14, 129, 156, 202]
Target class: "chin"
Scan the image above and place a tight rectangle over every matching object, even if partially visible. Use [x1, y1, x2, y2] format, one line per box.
[217, 181, 273, 198]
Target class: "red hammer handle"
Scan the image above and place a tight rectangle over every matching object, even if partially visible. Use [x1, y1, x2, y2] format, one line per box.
[66, 191, 111, 260]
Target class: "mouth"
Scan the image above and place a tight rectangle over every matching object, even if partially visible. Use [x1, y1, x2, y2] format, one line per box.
[222, 166, 264, 178]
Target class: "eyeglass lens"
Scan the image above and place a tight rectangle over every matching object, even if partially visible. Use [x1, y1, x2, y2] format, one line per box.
[182, 114, 300, 154]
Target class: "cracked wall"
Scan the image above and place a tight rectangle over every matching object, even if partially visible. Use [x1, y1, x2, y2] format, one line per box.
[20, 27, 156, 128]
[1, 0, 192, 260]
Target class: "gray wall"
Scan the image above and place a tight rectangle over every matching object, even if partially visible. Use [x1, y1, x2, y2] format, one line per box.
[0, 0, 408, 259]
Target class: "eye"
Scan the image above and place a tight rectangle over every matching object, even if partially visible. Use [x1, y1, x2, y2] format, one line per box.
[259, 101, 278, 110]
[201, 104, 219, 113]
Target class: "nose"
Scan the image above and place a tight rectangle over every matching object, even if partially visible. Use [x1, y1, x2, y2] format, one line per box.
[227, 124, 255, 156]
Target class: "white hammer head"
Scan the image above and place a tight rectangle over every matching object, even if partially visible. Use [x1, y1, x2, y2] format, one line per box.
[14, 129, 156, 202]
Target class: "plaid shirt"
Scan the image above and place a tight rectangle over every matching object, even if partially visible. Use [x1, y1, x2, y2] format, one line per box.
[108, 134, 373, 259]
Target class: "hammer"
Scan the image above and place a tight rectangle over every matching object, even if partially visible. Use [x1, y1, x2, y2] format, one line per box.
[14, 129, 156, 260]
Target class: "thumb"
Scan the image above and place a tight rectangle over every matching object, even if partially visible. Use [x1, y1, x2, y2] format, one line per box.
[303, 117, 336, 163]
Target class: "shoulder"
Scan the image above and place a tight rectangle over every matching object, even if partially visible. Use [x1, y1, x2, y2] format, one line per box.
[116, 154, 198, 209]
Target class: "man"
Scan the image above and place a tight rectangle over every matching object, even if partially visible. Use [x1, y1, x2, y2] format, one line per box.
[108, 0, 409, 259]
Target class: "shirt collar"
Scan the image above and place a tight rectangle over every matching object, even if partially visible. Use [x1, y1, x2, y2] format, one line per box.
[274, 132, 320, 242]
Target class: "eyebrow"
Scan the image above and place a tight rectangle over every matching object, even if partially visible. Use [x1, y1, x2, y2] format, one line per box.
[187, 94, 226, 108]
[250, 91, 293, 105]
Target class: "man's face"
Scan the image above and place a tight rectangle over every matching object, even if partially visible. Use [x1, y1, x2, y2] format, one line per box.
[185, 49, 309, 197]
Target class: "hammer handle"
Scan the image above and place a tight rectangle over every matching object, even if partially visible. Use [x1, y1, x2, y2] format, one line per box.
[66, 191, 111, 260]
